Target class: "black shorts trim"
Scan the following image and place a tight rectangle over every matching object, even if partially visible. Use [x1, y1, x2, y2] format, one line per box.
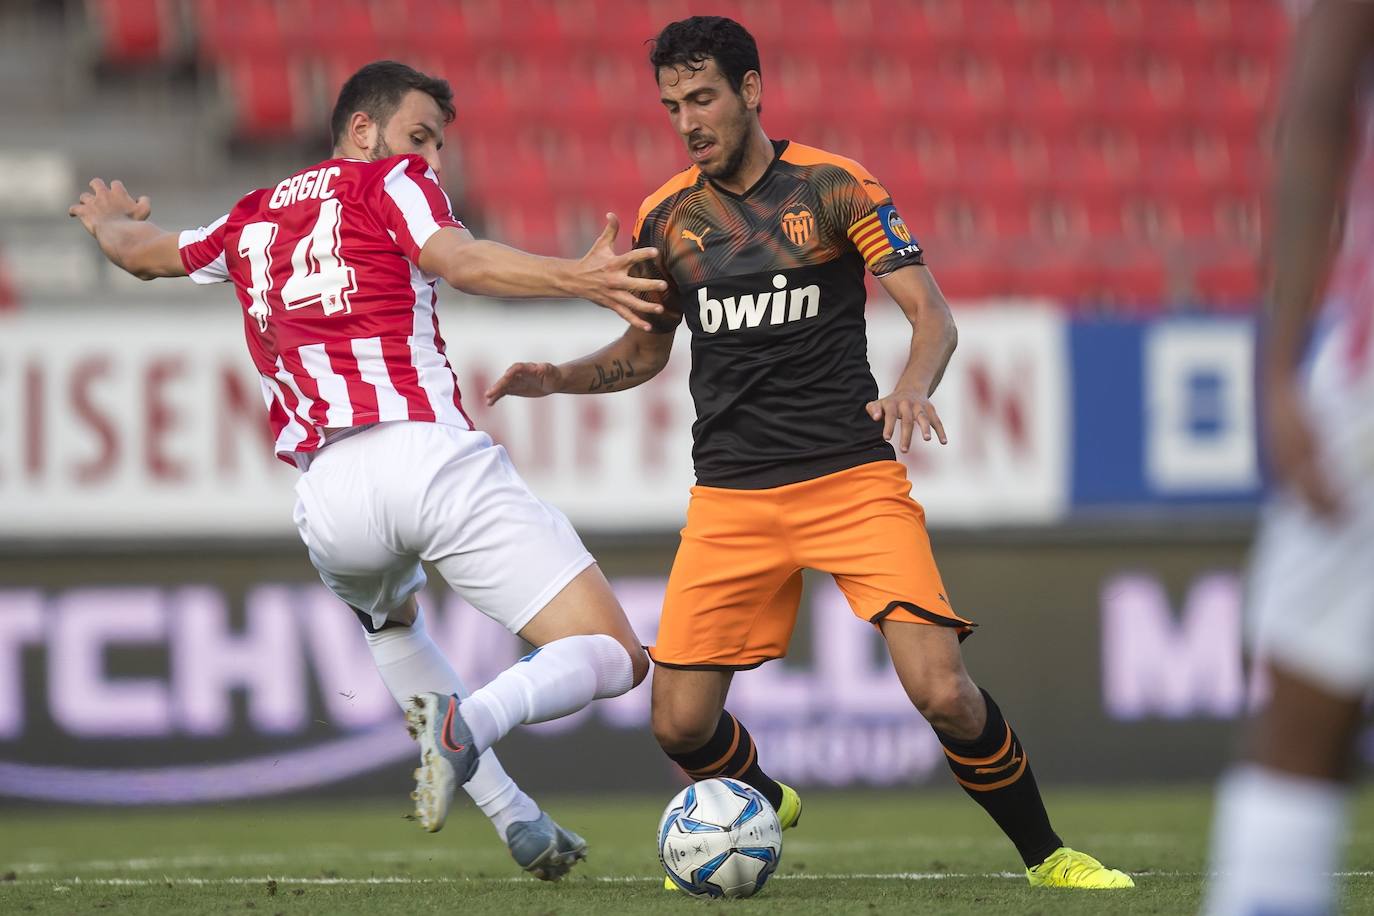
[352, 609, 411, 634]
[647, 651, 775, 673]
[869, 601, 977, 642]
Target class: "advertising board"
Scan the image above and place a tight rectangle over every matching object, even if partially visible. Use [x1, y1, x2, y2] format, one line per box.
[0, 533, 1275, 804]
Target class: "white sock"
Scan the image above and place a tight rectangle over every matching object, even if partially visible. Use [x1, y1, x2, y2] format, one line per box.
[459, 634, 634, 753]
[1203, 764, 1348, 916]
[365, 609, 540, 839]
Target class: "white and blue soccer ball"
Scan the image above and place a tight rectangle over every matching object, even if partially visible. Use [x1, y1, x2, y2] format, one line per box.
[657, 777, 782, 898]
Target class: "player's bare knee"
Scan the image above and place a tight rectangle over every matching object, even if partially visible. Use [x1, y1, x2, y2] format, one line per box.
[651, 707, 715, 754]
[1249, 664, 1364, 780]
[914, 676, 983, 737]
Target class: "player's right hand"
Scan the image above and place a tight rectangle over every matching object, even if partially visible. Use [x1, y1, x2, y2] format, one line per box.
[486, 362, 564, 405]
[68, 178, 152, 236]
[866, 389, 948, 452]
[572, 214, 670, 331]
[1263, 378, 1343, 520]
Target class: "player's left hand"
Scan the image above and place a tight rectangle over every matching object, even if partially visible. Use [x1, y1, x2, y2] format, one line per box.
[570, 213, 669, 331]
[485, 361, 563, 405]
[1263, 375, 1343, 519]
[68, 179, 152, 236]
[866, 390, 947, 452]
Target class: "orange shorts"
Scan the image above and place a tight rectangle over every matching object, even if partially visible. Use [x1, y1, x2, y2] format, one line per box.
[649, 460, 974, 670]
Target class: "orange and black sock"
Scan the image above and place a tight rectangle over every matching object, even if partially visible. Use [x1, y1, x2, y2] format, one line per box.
[937, 688, 1062, 868]
[663, 710, 785, 811]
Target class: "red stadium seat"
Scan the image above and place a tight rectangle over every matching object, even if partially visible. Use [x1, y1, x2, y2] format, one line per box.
[1016, 71, 1097, 125]
[1097, 249, 1170, 310]
[1214, 195, 1263, 246]
[1015, 249, 1100, 304]
[1180, 0, 1288, 49]
[961, 0, 1057, 57]
[398, 0, 475, 53]
[221, 57, 304, 138]
[1039, 147, 1131, 197]
[982, 195, 1033, 240]
[940, 148, 1031, 197]
[1028, 196, 1090, 242]
[753, 0, 841, 47]
[1079, 194, 1129, 239]
[1112, 71, 1189, 130]
[1173, 198, 1218, 242]
[294, 0, 381, 56]
[1051, 0, 1148, 45]
[195, 0, 285, 60]
[482, 208, 565, 253]
[928, 255, 1016, 302]
[87, 0, 177, 65]
[1193, 250, 1261, 311]
[148, 0, 1291, 311]
[580, 1, 665, 45]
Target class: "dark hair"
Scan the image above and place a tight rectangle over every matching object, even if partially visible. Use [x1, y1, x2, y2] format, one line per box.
[649, 16, 761, 107]
[330, 60, 455, 146]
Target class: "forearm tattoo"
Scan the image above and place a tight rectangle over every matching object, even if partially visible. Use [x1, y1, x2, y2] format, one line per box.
[588, 358, 637, 392]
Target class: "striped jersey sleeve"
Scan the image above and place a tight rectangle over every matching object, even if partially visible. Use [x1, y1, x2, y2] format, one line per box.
[178, 214, 231, 284]
[376, 155, 465, 266]
[827, 162, 925, 277]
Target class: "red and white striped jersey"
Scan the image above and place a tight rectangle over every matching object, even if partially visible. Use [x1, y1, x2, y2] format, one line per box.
[179, 154, 474, 464]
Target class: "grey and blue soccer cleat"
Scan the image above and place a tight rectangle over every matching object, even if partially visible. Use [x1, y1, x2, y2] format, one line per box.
[505, 812, 589, 880]
[405, 692, 480, 833]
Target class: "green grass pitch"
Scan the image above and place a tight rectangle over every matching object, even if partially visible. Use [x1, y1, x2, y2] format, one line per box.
[4, 787, 1374, 915]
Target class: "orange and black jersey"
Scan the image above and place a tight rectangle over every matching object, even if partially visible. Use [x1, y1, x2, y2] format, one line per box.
[632, 139, 925, 489]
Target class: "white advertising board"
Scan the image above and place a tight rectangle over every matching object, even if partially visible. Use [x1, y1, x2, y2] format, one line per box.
[0, 300, 1067, 538]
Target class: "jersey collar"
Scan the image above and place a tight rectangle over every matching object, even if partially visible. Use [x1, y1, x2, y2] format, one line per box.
[709, 139, 790, 201]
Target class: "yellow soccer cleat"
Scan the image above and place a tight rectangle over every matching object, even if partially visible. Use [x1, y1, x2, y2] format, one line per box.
[664, 782, 803, 890]
[775, 782, 803, 831]
[1026, 847, 1135, 889]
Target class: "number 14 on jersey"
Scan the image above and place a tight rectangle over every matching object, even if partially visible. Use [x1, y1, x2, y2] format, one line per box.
[238, 198, 358, 331]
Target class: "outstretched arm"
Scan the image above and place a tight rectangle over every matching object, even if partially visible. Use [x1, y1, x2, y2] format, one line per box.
[867, 264, 958, 452]
[68, 179, 186, 280]
[419, 214, 669, 332]
[485, 325, 677, 405]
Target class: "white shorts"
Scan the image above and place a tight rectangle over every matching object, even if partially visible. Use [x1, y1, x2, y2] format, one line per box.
[291, 421, 595, 633]
[1249, 319, 1374, 696]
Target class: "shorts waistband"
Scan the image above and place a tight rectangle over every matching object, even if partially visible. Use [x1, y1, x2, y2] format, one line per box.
[293, 423, 380, 471]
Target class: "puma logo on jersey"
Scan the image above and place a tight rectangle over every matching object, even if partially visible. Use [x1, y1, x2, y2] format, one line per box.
[697, 274, 821, 333]
[681, 227, 711, 251]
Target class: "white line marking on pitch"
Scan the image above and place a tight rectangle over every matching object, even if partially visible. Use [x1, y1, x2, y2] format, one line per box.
[14, 870, 1374, 890]
[5, 832, 1186, 875]
[9, 873, 1027, 888]
[8, 849, 438, 875]
[12, 872, 1374, 888]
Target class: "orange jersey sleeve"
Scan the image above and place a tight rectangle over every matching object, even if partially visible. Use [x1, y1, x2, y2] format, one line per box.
[835, 166, 924, 277]
[633, 169, 696, 332]
[782, 144, 924, 277]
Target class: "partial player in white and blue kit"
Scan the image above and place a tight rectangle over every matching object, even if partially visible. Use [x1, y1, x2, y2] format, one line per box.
[1206, 2, 1374, 913]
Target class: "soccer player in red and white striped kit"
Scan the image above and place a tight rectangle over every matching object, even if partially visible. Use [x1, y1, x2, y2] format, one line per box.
[68, 60, 668, 880]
